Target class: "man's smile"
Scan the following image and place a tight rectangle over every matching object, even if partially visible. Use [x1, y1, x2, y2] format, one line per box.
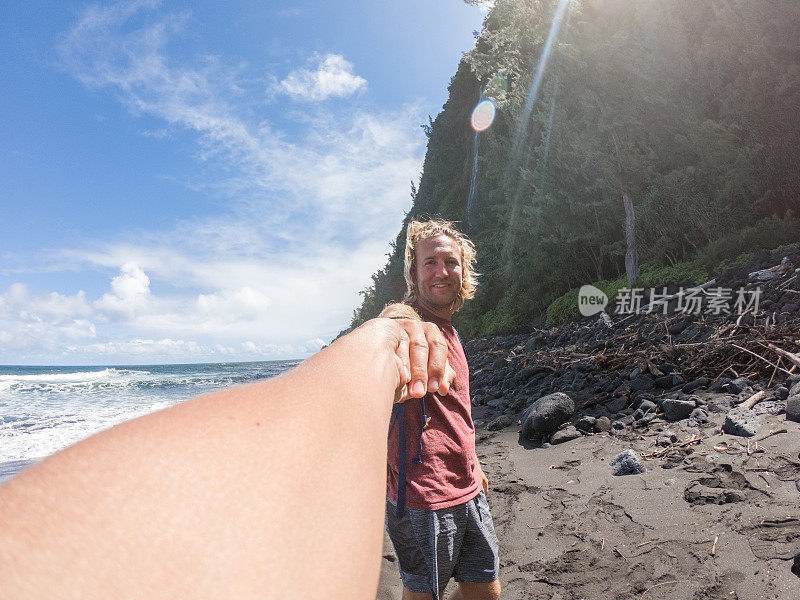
[413, 234, 464, 318]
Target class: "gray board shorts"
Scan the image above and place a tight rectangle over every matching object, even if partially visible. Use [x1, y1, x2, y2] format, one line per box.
[385, 490, 500, 598]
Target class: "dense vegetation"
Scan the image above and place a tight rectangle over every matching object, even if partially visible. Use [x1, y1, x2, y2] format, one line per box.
[349, 0, 800, 336]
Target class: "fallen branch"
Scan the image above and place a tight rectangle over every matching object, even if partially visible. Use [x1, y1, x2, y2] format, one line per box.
[756, 428, 788, 442]
[766, 343, 800, 370]
[731, 344, 791, 375]
[711, 536, 718, 556]
[735, 308, 752, 328]
[740, 390, 767, 410]
[641, 436, 702, 459]
[767, 357, 782, 388]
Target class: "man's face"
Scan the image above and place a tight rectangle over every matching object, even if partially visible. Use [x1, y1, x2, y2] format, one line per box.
[414, 235, 463, 316]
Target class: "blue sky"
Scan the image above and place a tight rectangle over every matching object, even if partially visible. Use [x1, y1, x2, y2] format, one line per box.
[0, 0, 488, 365]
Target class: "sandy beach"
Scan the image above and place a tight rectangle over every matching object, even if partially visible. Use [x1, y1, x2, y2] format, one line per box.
[378, 403, 800, 599]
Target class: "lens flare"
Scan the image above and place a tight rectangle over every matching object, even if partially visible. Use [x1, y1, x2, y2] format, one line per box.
[471, 99, 496, 132]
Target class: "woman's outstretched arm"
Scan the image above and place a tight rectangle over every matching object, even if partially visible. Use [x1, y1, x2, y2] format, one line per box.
[0, 317, 452, 599]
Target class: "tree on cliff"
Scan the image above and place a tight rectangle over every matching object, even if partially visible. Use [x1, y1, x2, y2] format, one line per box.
[347, 0, 800, 337]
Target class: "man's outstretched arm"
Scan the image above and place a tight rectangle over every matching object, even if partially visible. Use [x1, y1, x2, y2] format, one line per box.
[0, 317, 450, 600]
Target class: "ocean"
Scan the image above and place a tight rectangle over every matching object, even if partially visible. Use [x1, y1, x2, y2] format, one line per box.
[0, 360, 300, 483]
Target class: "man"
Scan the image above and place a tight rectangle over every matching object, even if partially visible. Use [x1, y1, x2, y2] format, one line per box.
[381, 219, 501, 600]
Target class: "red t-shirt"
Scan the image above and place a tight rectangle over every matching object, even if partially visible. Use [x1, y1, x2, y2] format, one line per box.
[386, 310, 480, 510]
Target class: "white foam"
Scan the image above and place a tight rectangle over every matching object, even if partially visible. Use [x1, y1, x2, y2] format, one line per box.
[0, 368, 137, 384]
[0, 399, 175, 462]
[0, 362, 289, 464]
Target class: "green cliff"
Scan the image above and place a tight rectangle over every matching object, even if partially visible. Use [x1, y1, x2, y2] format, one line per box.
[350, 0, 800, 336]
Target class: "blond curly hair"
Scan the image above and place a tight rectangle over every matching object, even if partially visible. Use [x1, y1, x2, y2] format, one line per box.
[403, 219, 478, 314]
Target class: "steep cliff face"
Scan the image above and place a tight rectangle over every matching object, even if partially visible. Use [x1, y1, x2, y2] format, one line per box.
[349, 0, 800, 337]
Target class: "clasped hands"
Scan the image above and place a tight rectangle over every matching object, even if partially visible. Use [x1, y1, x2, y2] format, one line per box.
[369, 304, 457, 404]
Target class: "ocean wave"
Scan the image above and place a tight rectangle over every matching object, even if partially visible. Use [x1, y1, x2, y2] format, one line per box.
[0, 362, 295, 463]
[0, 368, 148, 393]
[0, 368, 142, 384]
[0, 401, 172, 463]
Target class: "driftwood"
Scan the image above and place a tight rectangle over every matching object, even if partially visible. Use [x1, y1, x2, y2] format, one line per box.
[739, 391, 767, 410]
[765, 343, 800, 370]
[730, 344, 789, 376]
[583, 321, 800, 383]
[748, 258, 794, 282]
[756, 428, 788, 442]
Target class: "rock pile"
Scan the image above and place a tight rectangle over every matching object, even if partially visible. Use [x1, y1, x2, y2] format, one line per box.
[467, 245, 800, 445]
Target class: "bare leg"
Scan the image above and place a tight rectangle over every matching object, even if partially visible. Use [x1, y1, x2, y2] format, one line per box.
[403, 587, 433, 600]
[450, 580, 501, 600]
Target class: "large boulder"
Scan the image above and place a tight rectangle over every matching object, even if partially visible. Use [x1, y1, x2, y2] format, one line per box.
[786, 395, 800, 423]
[630, 374, 655, 391]
[486, 414, 514, 431]
[656, 374, 685, 389]
[638, 399, 658, 414]
[662, 398, 695, 421]
[576, 415, 596, 433]
[751, 400, 784, 416]
[682, 377, 709, 393]
[550, 426, 582, 445]
[723, 407, 759, 437]
[611, 449, 646, 475]
[521, 392, 575, 441]
[594, 416, 612, 432]
[726, 377, 751, 395]
[606, 396, 628, 413]
[517, 365, 537, 382]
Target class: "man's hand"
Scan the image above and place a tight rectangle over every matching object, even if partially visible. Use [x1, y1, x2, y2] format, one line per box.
[477, 463, 489, 495]
[372, 303, 457, 403]
[384, 317, 457, 403]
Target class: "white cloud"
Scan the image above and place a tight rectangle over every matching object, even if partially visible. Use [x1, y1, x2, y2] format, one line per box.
[68, 338, 208, 357]
[0, 285, 98, 359]
[0, 283, 93, 325]
[55, 2, 421, 251]
[277, 54, 367, 101]
[95, 262, 152, 318]
[64, 241, 388, 344]
[1, 1, 430, 364]
[196, 287, 271, 320]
